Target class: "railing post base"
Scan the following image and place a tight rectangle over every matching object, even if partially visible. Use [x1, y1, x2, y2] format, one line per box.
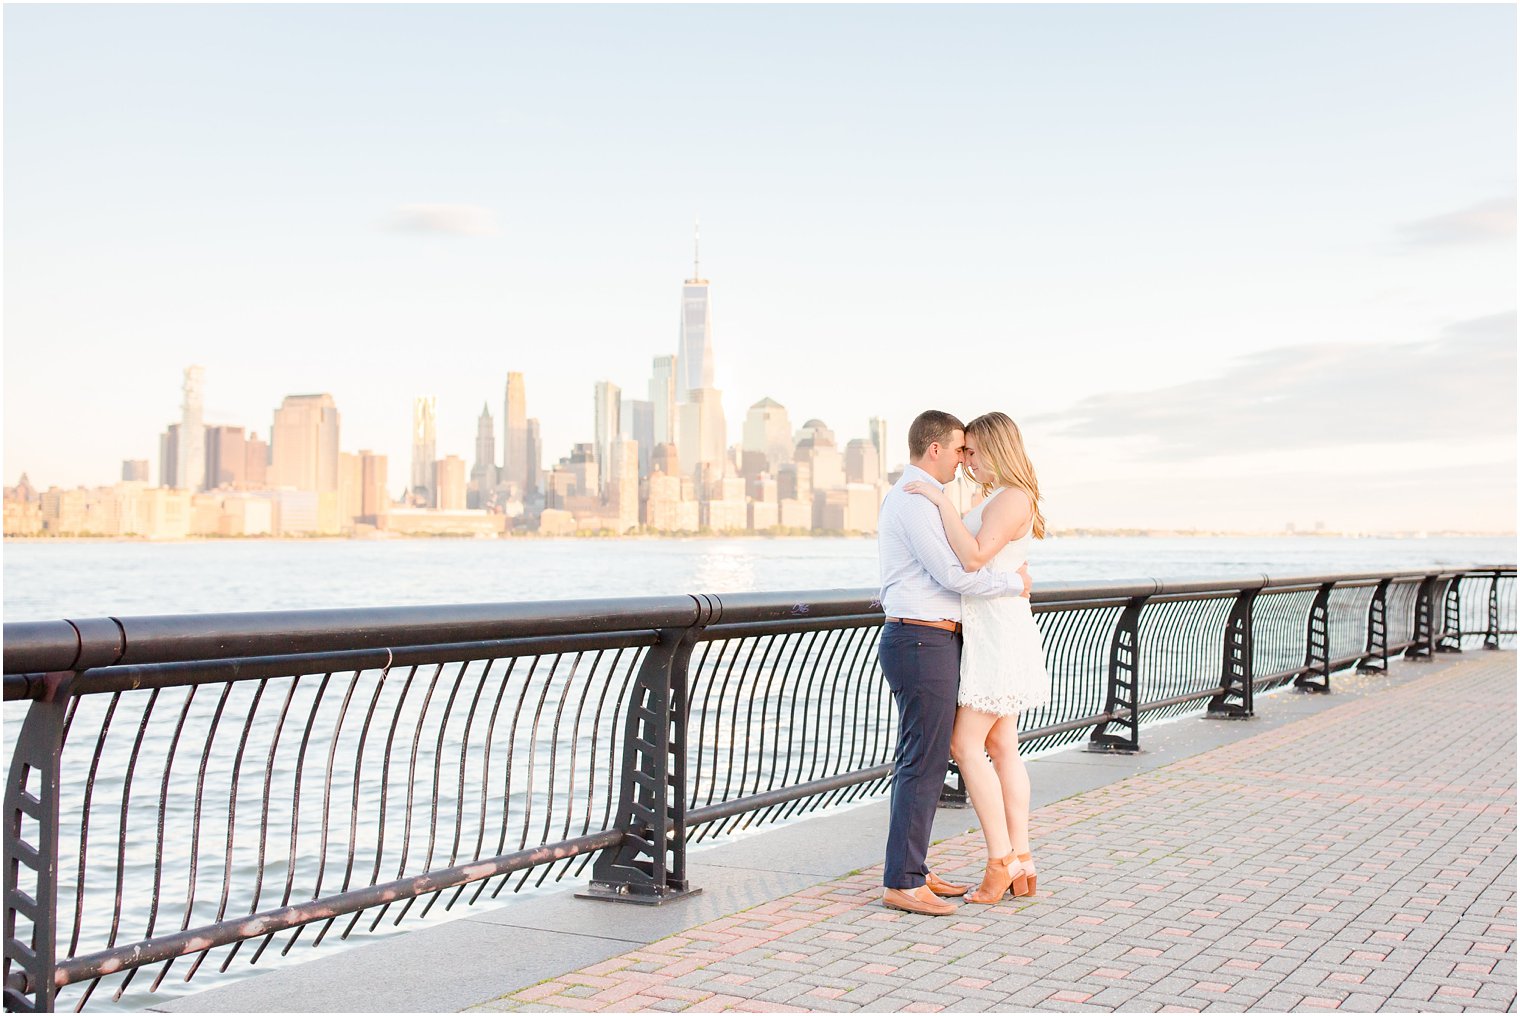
[1405, 576, 1440, 662]
[583, 598, 716, 906]
[937, 762, 971, 808]
[1086, 595, 1148, 755]
[1484, 574, 1502, 649]
[577, 882, 704, 907]
[1435, 575, 1464, 653]
[1206, 589, 1256, 719]
[4, 672, 69, 1015]
[1355, 579, 1391, 676]
[1293, 583, 1335, 694]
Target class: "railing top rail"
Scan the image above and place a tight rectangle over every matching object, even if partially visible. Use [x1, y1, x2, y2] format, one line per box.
[2, 594, 705, 676]
[5, 565, 1512, 679]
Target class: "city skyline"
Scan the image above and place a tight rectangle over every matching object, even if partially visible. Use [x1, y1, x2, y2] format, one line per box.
[5, 5, 1514, 532]
[7, 243, 920, 539]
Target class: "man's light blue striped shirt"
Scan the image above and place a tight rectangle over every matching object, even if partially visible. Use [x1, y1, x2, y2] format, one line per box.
[877, 464, 1024, 621]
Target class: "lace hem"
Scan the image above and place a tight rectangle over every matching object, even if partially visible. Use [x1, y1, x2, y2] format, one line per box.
[957, 689, 1049, 718]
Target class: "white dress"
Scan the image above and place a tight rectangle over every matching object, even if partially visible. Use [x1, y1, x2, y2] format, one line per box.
[958, 488, 1052, 717]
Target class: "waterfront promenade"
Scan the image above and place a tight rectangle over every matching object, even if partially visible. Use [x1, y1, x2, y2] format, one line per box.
[160, 649, 1516, 1014]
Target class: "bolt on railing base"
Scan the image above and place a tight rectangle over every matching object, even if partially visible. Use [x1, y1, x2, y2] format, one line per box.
[576, 882, 704, 907]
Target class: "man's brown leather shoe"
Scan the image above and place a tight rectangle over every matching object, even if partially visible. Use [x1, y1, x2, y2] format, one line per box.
[925, 870, 969, 897]
[883, 886, 957, 916]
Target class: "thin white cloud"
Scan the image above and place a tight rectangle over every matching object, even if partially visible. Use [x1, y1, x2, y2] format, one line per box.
[1398, 196, 1515, 247]
[1033, 312, 1517, 460]
[387, 204, 499, 237]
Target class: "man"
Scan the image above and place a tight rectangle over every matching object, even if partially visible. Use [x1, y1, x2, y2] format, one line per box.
[877, 410, 1030, 916]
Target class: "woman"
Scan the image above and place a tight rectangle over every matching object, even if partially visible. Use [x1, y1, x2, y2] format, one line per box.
[904, 411, 1050, 903]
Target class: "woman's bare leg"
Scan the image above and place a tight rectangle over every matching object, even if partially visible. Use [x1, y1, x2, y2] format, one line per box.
[986, 715, 1034, 875]
[950, 707, 1011, 858]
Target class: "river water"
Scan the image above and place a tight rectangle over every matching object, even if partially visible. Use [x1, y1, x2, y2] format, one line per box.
[4, 534, 1512, 620]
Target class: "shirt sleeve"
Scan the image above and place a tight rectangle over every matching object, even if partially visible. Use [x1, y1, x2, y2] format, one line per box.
[899, 497, 1023, 598]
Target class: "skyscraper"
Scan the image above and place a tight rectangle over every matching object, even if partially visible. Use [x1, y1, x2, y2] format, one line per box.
[525, 417, 543, 497]
[845, 438, 882, 485]
[471, 403, 497, 507]
[651, 442, 680, 477]
[503, 372, 529, 495]
[177, 366, 206, 492]
[868, 417, 889, 481]
[205, 426, 247, 489]
[649, 355, 677, 447]
[121, 460, 149, 483]
[158, 424, 179, 488]
[743, 397, 793, 475]
[410, 396, 437, 504]
[676, 224, 713, 402]
[620, 398, 654, 477]
[244, 433, 269, 488]
[568, 443, 599, 499]
[338, 452, 362, 528]
[435, 455, 467, 511]
[609, 437, 640, 533]
[270, 394, 341, 493]
[359, 450, 388, 520]
[796, 419, 845, 491]
[677, 387, 727, 482]
[593, 381, 621, 498]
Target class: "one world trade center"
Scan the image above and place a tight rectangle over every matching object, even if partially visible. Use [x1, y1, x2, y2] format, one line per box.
[676, 222, 713, 402]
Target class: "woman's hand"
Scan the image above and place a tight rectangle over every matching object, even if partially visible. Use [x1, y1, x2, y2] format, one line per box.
[903, 481, 950, 508]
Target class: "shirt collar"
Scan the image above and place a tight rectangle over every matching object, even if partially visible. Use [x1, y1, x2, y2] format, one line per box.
[901, 463, 945, 491]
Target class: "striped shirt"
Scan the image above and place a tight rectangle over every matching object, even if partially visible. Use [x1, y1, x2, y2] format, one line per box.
[878, 464, 1024, 621]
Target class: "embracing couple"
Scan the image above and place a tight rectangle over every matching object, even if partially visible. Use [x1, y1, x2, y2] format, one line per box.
[876, 409, 1050, 916]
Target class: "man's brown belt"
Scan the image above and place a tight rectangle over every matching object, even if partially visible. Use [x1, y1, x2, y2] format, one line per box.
[884, 616, 962, 634]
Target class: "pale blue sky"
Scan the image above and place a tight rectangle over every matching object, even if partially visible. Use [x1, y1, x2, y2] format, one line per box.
[5, 4, 1515, 530]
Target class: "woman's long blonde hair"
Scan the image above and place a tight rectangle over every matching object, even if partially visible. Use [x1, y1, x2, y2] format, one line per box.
[965, 412, 1046, 539]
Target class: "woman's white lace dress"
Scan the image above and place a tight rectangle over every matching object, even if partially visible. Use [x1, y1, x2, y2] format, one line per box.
[959, 488, 1051, 717]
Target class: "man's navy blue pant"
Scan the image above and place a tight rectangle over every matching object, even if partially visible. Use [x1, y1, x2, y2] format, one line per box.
[877, 620, 960, 890]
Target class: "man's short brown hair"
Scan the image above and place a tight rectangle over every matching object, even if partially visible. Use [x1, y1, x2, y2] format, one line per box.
[908, 410, 965, 460]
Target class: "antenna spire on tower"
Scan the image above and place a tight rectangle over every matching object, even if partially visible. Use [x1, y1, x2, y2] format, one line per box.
[693, 217, 701, 279]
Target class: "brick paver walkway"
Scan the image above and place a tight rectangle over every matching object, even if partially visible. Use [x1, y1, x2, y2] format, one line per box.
[476, 654, 1517, 1013]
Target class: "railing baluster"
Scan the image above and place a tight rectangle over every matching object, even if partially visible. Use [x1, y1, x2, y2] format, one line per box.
[252, 672, 331, 961]
[479, 656, 540, 903]
[308, 671, 364, 945]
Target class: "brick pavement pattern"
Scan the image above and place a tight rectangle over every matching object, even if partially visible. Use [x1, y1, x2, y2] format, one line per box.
[475, 653, 1516, 1013]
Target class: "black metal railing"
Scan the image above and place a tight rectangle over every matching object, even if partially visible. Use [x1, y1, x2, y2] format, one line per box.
[3, 566, 1514, 1012]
